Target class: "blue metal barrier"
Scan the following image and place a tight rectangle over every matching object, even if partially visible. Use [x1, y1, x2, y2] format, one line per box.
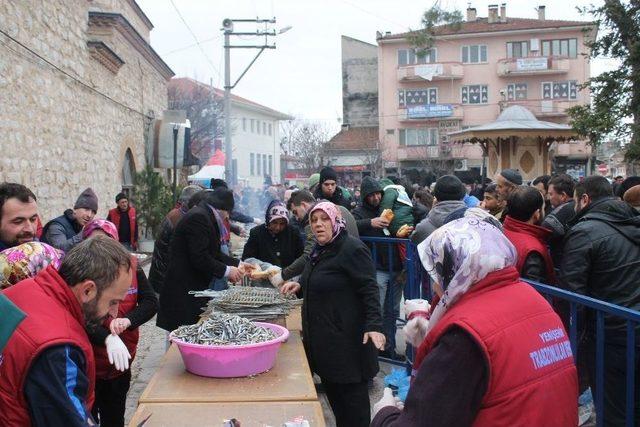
[361, 235, 640, 426]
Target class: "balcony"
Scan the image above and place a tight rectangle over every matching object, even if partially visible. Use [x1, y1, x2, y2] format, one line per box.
[397, 62, 464, 82]
[504, 99, 579, 119]
[398, 104, 464, 122]
[397, 145, 442, 160]
[497, 56, 570, 77]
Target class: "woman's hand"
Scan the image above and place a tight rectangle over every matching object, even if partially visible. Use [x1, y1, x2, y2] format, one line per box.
[109, 317, 132, 335]
[280, 281, 301, 295]
[363, 331, 386, 350]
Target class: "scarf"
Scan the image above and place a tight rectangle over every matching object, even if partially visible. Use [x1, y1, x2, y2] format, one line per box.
[82, 219, 119, 240]
[308, 201, 346, 263]
[0, 242, 64, 289]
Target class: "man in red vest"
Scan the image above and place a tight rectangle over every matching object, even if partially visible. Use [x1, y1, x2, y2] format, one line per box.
[107, 193, 138, 251]
[503, 186, 556, 284]
[0, 236, 133, 427]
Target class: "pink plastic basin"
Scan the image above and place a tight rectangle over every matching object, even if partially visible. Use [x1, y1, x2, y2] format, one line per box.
[169, 322, 290, 378]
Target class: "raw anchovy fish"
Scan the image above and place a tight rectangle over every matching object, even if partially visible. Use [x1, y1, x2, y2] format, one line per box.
[172, 312, 276, 346]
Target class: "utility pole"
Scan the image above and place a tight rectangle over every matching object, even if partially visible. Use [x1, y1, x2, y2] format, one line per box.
[221, 18, 291, 186]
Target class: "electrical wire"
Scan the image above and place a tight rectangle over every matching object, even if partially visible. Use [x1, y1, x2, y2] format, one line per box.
[0, 30, 150, 118]
[161, 34, 223, 56]
[168, 0, 222, 79]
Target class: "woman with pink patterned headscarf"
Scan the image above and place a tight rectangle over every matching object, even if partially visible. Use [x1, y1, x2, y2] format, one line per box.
[0, 242, 63, 289]
[281, 201, 384, 427]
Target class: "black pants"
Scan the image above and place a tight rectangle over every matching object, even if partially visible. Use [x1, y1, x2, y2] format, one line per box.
[322, 379, 370, 427]
[586, 340, 640, 427]
[91, 370, 131, 427]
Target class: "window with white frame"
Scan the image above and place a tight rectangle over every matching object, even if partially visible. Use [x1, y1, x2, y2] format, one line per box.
[250, 119, 255, 133]
[507, 83, 527, 100]
[541, 38, 577, 58]
[398, 128, 439, 146]
[268, 123, 273, 136]
[257, 154, 261, 175]
[263, 122, 267, 135]
[250, 153, 255, 175]
[263, 155, 267, 176]
[542, 81, 577, 100]
[461, 45, 487, 63]
[507, 41, 529, 58]
[398, 88, 438, 107]
[397, 48, 437, 66]
[268, 155, 273, 175]
[242, 118, 247, 132]
[461, 85, 488, 104]
[256, 121, 261, 134]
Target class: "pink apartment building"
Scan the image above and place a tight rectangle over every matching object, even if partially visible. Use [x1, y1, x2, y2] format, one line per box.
[377, 4, 597, 182]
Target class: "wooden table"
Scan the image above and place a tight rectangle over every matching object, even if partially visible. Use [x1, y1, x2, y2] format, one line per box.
[138, 332, 316, 404]
[129, 402, 325, 427]
[286, 305, 302, 331]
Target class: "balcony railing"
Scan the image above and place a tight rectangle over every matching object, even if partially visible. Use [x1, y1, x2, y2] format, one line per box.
[504, 99, 579, 119]
[397, 62, 464, 82]
[398, 104, 464, 122]
[497, 56, 570, 77]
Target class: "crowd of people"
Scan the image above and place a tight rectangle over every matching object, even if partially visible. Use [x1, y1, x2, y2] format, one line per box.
[1, 165, 639, 426]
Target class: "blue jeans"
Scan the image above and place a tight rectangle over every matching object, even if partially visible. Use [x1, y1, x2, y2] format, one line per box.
[209, 244, 230, 291]
[376, 270, 403, 352]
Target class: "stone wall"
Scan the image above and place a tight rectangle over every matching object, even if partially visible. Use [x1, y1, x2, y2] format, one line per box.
[0, 0, 170, 222]
[341, 36, 378, 128]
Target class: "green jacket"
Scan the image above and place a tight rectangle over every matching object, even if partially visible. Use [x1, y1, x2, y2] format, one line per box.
[379, 178, 414, 236]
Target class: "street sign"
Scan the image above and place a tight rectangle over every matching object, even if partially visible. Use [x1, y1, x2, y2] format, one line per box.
[407, 104, 453, 119]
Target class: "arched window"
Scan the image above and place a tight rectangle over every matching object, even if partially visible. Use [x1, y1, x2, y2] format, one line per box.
[122, 148, 136, 191]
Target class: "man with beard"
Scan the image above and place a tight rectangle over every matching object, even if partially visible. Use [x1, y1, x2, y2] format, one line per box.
[0, 183, 39, 250]
[502, 186, 555, 284]
[0, 236, 132, 427]
[42, 188, 98, 251]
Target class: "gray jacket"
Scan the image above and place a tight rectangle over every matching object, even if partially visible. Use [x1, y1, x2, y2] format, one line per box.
[410, 200, 467, 244]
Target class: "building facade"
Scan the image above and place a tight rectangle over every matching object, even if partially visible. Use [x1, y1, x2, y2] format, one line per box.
[0, 0, 173, 221]
[377, 4, 596, 182]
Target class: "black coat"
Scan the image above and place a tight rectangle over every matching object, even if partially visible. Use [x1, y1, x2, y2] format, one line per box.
[542, 200, 575, 268]
[559, 197, 640, 343]
[300, 231, 382, 383]
[148, 207, 184, 293]
[156, 201, 239, 331]
[352, 202, 402, 272]
[241, 223, 303, 269]
[314, 186, 353, 211]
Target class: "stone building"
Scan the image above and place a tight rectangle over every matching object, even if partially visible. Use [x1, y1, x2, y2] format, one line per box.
[0, 0, 173, 221]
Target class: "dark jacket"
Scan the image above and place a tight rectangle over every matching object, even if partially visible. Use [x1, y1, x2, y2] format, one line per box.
[352, 177, 402, 272]
[241, 223, 303, 269]
[300, 231, 382, 383]
[41, 210, 82, 251]
[148, 207, 185, 293]
[559, 197, 640, 344]
[156, 201, 239, 332]
[411, 200, 467, 244]
[541, 200, 575, 269]
[412, 202, 430, 224]
[314, 186, 353, 211]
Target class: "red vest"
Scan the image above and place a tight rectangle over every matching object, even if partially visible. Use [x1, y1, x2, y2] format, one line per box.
[415, 267, 577, 427]
[0, 266, 96, 426]
[108, 207, 137, 249]
[503, 215, 556, 284]
[93, 257, 139, 380]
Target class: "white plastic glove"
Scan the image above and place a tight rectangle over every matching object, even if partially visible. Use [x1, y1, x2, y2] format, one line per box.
[269, 271, 284, 287]
[404, 299, 430, 318]
[403, 317, 430, 347]
[372, 387, 403, 418]
[105, 334, 131, 372]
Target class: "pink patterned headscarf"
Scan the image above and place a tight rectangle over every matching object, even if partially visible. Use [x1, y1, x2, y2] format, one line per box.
[0, 242, 63, 289]
[309, 201, 345, 245]
[82, 219, 119, 241]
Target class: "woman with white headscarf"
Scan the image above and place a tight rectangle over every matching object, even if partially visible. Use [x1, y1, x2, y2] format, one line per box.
[371, 217, 578, 427]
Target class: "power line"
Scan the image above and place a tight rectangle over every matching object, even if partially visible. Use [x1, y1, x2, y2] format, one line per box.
[161, 34, 223, 56]
[168, 0, 222, 79]
[0, 30, 150, 118]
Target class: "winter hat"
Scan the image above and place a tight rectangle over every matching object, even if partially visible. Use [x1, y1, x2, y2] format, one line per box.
[319, 167, 338, 184]
[204, 188, 235, 212]
[265, 200, 289, 224]
[308, 173, 320, 190]
[499, 169, 523, 186]
[82, 219, 119, 241]
[360, 176, 383, 201]
[74, 188, 98, 212]
[617, 176, 640, 198]
[115, 192, 128, 203]
[210, 178, 228, 190]
[433, 175, 465, 202]
[623, 185, 640, 208]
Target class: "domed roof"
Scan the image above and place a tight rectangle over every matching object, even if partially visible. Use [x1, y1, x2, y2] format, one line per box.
[496, 105, 537, 122]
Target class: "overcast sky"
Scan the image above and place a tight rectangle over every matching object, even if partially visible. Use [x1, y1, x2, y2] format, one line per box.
[138, 0, 614, 129]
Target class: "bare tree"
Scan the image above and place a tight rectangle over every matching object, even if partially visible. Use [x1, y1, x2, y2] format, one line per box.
[168, 82, 224, 165]
[281, 120, 331, 176]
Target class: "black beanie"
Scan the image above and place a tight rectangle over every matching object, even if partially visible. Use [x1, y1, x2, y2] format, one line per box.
[210, 178, 228, 190]
[74, 188, 99, 212]
[115, 192, 127, 203]
[500, 169, 523, 186]
[204, 188, 235, 212]
[434, 175, 465, 202]
[319, 166, 338, 184]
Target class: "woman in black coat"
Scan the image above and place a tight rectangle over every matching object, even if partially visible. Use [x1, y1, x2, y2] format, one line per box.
[281, 201, 385, 427]
[157, 189, 243, 332]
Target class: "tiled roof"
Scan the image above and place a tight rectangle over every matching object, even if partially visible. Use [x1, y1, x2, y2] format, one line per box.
[379, 17, 595, 40]
[169, 78, 293, 120]
[326, 126, 379, 150]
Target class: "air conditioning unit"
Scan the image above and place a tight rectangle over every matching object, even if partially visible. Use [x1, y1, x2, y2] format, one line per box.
[454, 159, 468, 171]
